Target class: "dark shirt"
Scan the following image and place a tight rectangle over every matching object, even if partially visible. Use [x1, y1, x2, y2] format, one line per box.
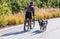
[26, 5, 35, 16]
[25, 5, 35, 19]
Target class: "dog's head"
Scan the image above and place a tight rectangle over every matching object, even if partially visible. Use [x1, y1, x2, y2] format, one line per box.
[38, 20, 43, 23]
[38, 20, 43, 25]
[38, 20, 48, 26]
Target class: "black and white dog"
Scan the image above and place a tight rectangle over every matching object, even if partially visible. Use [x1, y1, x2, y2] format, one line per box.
[38, 19, 48, 31]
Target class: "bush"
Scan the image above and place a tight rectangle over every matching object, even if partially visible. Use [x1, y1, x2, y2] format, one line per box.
[0, 15, 8, 27]
[0, 3, 12, 15]
[0, 0, 60, 13]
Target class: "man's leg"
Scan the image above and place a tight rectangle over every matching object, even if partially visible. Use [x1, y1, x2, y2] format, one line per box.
[30, 19, 31, 29]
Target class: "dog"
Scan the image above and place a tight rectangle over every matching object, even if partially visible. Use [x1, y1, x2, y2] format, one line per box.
[38, 19, 48, 31]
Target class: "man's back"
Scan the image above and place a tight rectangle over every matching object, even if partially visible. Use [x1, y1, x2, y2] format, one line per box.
[25, 2, 35, 19]
[26, 5, 34, 14]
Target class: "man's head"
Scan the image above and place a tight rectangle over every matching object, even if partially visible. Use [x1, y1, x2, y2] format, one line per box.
[30, 2, 33, 6]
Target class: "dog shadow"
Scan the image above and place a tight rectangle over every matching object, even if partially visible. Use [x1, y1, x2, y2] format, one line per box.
[1, 30, 26, 37]
[32, 30, 43, 35]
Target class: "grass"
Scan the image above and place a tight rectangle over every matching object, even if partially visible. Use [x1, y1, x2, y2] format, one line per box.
[35, 8, 60, 20]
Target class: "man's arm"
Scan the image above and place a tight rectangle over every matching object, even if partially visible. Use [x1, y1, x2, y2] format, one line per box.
[32, 7, 35, 16]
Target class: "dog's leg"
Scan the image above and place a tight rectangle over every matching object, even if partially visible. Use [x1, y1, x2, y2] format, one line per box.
[43, 26, 46, 31]
[40, 26, 41, 30]
[40, 26, 43, 31]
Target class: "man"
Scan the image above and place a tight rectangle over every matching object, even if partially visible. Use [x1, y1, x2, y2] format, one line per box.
[24, 2, 35, 30]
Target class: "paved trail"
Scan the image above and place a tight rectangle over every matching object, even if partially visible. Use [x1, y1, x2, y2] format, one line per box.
[0, 18, 60, 39]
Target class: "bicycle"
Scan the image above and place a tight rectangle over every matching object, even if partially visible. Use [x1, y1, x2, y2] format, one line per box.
[24, 17, 35, 32]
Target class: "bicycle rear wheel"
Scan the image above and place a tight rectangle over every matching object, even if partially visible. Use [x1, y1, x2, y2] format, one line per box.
[24, 19, 30, 32]
[24, 22, 30, 32]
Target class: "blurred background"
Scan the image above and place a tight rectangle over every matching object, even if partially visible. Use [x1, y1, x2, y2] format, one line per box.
[0, 0, 60, 28]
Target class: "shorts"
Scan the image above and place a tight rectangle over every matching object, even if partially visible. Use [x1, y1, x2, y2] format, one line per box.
[25, 12, 32, 19]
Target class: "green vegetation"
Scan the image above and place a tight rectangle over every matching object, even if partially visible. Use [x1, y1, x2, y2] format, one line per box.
[0, 0, 60, 13]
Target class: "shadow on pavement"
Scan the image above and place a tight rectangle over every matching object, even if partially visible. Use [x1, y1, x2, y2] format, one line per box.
[1, 30, 26, 37]
[32, 30, 43, 35]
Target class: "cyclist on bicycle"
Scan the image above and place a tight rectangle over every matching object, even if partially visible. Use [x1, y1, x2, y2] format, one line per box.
[24, 2, 35, 29]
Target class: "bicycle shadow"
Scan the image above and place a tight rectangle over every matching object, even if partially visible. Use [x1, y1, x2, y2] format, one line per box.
[32, 30, 43, 35]
[1, 30, 26, 37]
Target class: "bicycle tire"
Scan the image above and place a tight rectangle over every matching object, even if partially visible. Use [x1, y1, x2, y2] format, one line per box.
[24, 19, 30, 32]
